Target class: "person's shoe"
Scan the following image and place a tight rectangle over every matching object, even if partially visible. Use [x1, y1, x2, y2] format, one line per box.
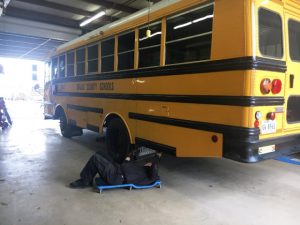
[69, 179, 91, 189]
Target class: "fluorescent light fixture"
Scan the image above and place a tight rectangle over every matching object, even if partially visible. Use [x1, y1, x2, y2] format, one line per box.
[80, 11, 106, 27]
[139, 31, 162, 41]
[193, 14, 213, 23]
[174, 14, 214, 30]
[174, 22, 192, 30]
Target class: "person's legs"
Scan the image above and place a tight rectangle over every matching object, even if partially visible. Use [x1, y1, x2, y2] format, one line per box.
[70, 152, 122, 188]
[3, 106, 12, 125]
[80, 152, 112, 183]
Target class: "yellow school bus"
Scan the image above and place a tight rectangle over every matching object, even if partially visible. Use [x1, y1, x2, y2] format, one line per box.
[44, 0, 300, 163]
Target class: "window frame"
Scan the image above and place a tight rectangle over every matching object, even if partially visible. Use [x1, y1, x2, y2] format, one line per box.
[138, 20, 162, 69]
[51, 57, 58, 79]
[58, 54, 66, 78]
[118, 30, 135, 71]
[87, 43, 100, 74]
[288, 18, 300, 63]
[76, 47, 86, 76]
[165, 2, 214, 66]
[66, 51, 75, 77]
[101, 37, 115, 73]
[258, 7, 284, 59]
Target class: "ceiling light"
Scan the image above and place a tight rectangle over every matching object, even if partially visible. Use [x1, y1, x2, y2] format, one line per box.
[80, 11, 106, 27]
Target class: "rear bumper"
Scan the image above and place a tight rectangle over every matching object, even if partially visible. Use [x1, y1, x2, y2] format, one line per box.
[224, 133, 300, 163]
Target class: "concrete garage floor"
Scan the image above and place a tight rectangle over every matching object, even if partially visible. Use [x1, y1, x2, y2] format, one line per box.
[1, 101, 300, 225]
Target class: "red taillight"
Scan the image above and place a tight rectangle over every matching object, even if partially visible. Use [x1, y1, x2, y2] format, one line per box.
[254, 120, 260, 128]
[272, 79, 282, 94]
[267, 112, 276, 120]
[211, 135, 218, 143]
[260, 78, 272, 94]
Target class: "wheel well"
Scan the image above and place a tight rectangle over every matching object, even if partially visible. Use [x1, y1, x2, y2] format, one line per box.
[103, 114, 119, 127]
[54, 105, 65, 119]
[103, 113, 133, 143]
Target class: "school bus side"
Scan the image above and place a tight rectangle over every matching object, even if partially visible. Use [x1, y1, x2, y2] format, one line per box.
[45, 0, 300, 163]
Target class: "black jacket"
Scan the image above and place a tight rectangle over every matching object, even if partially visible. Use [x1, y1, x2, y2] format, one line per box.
[121, 156, 159, 185]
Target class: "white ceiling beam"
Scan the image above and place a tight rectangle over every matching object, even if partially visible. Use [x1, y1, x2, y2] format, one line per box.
[0, 16, 81, 41]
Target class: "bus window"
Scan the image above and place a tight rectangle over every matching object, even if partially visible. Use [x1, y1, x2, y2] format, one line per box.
[76, 48, 86, 76]
[67, 51, 75, 77]
[51, 57, 58, 79]
[118, 31, 134, 70]
[44, 61, 51, 83]
[259, 8, 283, 58]
[287, 97, 300, 123]
[101, 38, 114, 72]
[139, 22, 161, 68]
[88, 44, 99, 73]
[288, 19, 300, 61]
[166, 4, 214, 65]
[59, 54, 65, 78]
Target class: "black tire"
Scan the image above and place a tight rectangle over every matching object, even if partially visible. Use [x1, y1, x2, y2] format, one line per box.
[106, 118, 131, 163]
[2, 122, 8, 130]
[59, 113, 73, 138]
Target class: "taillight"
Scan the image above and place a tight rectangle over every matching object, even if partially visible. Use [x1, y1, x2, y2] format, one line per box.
[267, 112, 276, 120]
[254, 120, 260, 128]
[260, 78, 282, 94]
[211, 135, 218, 143]
[254, 111, 262, 128]
[260, 78, 272, 94]
[272, 79, 282, 94]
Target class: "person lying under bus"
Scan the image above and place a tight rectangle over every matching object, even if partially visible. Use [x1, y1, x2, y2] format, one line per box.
[0, 97, 12, 126]
[69, 150, 161, 189]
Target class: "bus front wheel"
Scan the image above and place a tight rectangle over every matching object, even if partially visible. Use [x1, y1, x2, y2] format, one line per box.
[106, 118, 131, 163]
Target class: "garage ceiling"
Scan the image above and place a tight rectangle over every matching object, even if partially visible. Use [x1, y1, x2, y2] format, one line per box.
[0, 0, 160, 61]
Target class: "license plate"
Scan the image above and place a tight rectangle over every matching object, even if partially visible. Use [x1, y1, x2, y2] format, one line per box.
[258, 145, 275, 155]
[260, 120, 276, 134]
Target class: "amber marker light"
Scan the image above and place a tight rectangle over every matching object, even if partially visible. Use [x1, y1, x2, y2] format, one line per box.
[260, 78, 272, 94]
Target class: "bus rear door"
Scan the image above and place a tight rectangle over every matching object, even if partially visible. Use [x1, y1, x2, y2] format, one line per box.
[284, 6, 300, 132]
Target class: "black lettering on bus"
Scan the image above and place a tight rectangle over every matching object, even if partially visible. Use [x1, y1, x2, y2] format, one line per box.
[99, 82, 114, 90]
[86, 83, 97, 90]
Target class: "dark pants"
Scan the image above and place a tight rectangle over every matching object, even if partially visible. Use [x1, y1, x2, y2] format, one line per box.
[0, 98, 12, 125]
[3, 106, 12, 125]
[80, 152, 124, 185]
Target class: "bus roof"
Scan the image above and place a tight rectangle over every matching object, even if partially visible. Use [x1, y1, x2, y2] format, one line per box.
[56, 0, 181, 53]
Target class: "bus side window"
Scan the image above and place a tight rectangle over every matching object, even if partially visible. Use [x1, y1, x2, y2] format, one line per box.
[139, 22, 161, 68]
[67, 51, 75, 77]
[118, 31, 135, 71]
[76, 48, 86, 76]
[51, 57, 58, 79]
[101, 38, 114, 72]
[88, 44, 99, 73]
[166, 4, 214, 65]
[59, 54, 66, 78]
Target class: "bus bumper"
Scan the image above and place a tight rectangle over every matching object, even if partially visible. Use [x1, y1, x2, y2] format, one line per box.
[223, 134, 300, 163]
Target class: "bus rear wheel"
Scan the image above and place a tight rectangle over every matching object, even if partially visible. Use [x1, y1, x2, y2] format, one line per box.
[59, 113, 82, 138]
[106, 118, 131, 163]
